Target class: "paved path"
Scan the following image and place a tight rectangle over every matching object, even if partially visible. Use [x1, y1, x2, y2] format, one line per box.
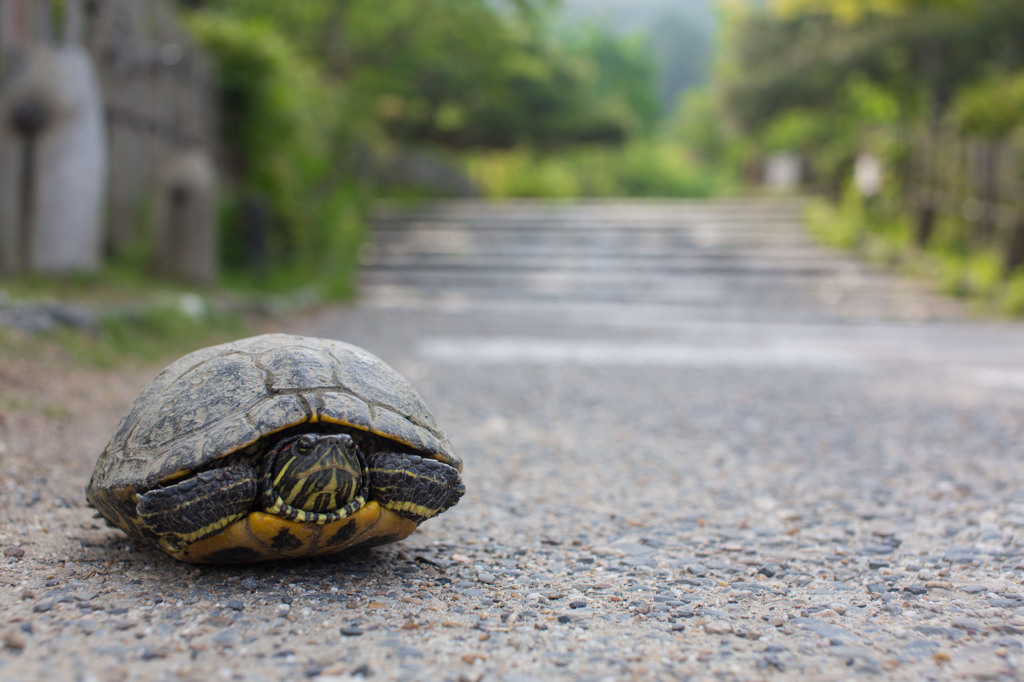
[290, 200, 1024, 679]
[335, 199, 1023, 385]
[4, 199, 1024, 682]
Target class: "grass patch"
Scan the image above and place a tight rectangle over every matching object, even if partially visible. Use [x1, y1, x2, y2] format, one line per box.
[1, 285, 250, 369]
[0, 393, 71, 420]
[0, 269, 205, 306]
[1001, 271, 1024, 315]
[57, 299, 247, 368]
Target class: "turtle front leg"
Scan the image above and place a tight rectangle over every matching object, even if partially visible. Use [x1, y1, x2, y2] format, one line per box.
[367, 452, 465, 523]
[136, 464, 258, 552]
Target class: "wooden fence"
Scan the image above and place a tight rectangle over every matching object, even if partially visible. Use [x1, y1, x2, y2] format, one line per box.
[0, 0, 218, 281]
[909, 128, 1024, 275]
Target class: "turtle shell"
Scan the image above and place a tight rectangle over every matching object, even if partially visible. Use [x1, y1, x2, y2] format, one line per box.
[86, 333, 460, 562]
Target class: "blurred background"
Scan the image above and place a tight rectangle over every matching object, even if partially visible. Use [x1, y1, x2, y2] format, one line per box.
[2, 0, 1024, 313]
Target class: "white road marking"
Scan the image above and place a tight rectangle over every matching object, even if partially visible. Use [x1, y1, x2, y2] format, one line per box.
[416, 336, 861, 369]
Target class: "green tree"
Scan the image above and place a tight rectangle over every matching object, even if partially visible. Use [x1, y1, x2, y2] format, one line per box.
[721, 0, 1024, 133]
[952, 72, 1024, 138]
[185, 13, 358, 292]
[177, 0, 666, 288]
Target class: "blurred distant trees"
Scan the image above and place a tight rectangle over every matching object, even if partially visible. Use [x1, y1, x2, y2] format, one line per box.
[183, 0, 659, 150]
[174, 0, 665, 289]
[686, 0, 1024, 311]
[713, 0, 1024, 173]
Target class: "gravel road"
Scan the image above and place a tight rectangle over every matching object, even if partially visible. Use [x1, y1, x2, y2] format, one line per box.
[3, 199, 1024, 681]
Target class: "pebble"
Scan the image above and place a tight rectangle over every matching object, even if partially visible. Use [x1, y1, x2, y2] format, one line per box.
[140, 647, 167, 660]
[943, 549, 980, 564]
[904, 640, 941, 658]
[77, 620, 100, 635]
[703, 622, 733, 635]
[211, 630, 237, 647]
[789, 618, 857, 643]
[3, 630, 26, 650]
[860, 545, 895, 555]
[915, 625, 960, 639]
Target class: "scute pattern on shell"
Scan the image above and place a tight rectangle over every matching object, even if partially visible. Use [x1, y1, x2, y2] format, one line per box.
[86, 334, 458, 544]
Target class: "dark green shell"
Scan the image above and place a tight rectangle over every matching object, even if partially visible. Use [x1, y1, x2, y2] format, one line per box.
[86, 334, 459, 542]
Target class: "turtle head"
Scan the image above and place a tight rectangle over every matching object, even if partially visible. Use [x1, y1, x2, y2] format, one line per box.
[261, 433, 367, 519]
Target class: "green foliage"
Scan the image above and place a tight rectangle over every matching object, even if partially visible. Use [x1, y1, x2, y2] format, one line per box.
[936, 249, 1003, 300]
[806, 189, 910, 264]
[574, 29, 661, 137]
[173, 0, 676, 296]
[709, 1, 1024, 317]
[202, 0, 660, 149]
[647, 10, 713, 112]
[1001, 271, 1024, 315]
[951, 71, 1024, 138]
[185, 13, 360, 295]
[804, 195, 864, 251]
[349, 9, 660, 147]
[464, 140, 725, 199]
[721, 1, 1024, 141]
[805, 191, 1024, 315]
[672, 88, 737, 164]
[770, 0, 973, 23]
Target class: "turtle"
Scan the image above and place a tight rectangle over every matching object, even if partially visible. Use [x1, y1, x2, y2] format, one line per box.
[86, 333, 464, 564]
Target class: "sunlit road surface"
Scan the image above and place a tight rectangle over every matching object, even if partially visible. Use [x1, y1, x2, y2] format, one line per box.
[336, 199, 1024, 387]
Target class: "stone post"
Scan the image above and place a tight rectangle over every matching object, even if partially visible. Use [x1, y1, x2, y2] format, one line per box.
[154, 148, 218, 283]
[0, 44, 107, 275]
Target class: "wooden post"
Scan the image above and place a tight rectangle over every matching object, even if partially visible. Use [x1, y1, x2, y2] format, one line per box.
[975, 140, 997, 243]
[915, 127, 936, 247]
[1002, 140, 1024, 275]
[916, 206, 936, 247]
[1005, 220, 1024, 274]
